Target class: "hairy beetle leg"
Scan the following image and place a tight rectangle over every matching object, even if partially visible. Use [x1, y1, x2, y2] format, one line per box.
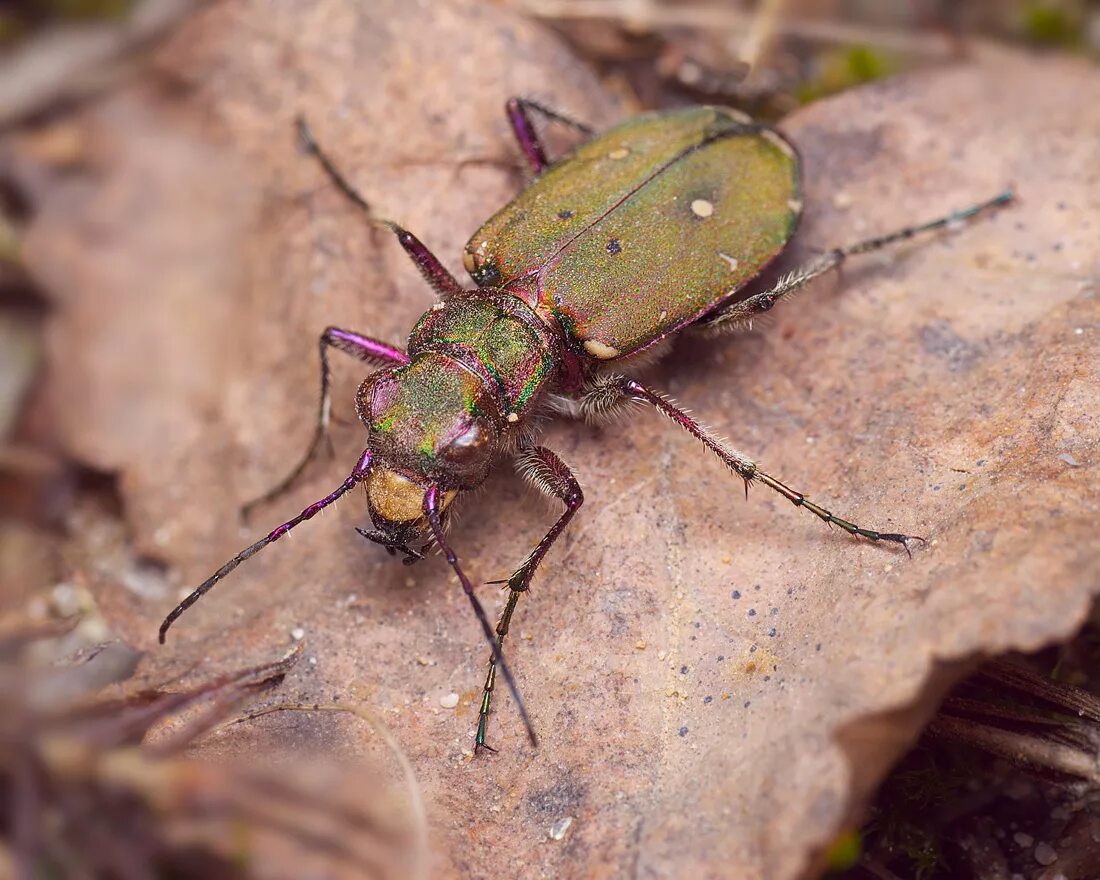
[703, 189, 1015, 333]
[477, 446, 583, 752]
[242, 327, 409, 518]
[584, 375, 925, 554]
[506, 97, 594, 174]
[297, 117, 466, 298]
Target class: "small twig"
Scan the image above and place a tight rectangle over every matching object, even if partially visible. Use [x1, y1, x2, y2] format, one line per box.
[928, 714, 1100, 785]
[524, 0, 964, 58]
[737, 0, 786, 71]
[0, 0, 211, 130]
[979, 659, 1100, 724]
[231, 701, 428, 880]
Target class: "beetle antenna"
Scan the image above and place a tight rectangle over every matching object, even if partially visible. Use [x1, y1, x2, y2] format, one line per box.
[158, 448, 374, 644]
[423, 485, 538, 748]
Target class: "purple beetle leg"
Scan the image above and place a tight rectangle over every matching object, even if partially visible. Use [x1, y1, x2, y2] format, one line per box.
[242, 327, 408, 518]
[582, 375, 926, 556]
[159, 448, 373, 644]
[703, 189, 1015, 334]
[296, 118, 466, 298]
[423, 485, 538, 749]
[476, 446, 583, 752]
[505, 97, 594, 174]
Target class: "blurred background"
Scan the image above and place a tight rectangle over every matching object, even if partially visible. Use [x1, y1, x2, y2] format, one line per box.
[1, 2, 1099, 879]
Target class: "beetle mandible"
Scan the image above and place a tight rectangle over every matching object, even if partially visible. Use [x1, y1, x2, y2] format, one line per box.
[158, 98, 1012, 751]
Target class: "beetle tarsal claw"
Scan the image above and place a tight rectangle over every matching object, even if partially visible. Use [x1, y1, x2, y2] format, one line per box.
[901, 535, 929, 559]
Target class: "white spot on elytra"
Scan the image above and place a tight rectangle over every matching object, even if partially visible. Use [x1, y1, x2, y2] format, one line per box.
[718, 252, 739, 272]
[788, 198, 803, 214]
[691, 198, 714, 218]
[608, 147, 629, 160]
[584, 339, 620, 359]
[506, 412, 519, 423]
[659, 310, 668, 321]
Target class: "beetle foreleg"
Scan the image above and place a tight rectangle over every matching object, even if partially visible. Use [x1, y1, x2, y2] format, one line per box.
[424, 486, 539, 750]
[477, 447, 584, 752]
[584, 375, 925, 555]
[243, 327, 409, 518]
[297, 118, 466, 298]
[505, 97, 594, 174]
[702, 189, 1015, 334]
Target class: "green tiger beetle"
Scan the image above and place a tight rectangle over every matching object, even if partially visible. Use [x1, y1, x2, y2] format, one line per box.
[158, 98, 1012, 752]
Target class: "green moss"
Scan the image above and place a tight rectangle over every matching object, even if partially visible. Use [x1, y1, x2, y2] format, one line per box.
[1021, 3, 1083, 47]
[798, 45, 899, 105]
[823, 829, 862, 871]
[47, 0, 136, 20]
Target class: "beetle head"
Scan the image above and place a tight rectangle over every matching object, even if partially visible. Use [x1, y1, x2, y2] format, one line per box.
[355, 353, 501, 550]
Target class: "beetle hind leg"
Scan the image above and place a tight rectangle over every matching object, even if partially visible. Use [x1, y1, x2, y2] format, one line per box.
[702, 189, 1014, 334]
[477, 446, 583, 752]
[581, 374, 925, 555]
[505, 97, 594, 174]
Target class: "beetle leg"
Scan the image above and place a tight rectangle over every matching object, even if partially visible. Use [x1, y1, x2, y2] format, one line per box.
[297, 118, 466, 298]
[581, 374, 926, 554]
[505, 97, 594, 174]
[702, 190, 1015, 334]
[423, 486, 539, 749]
[477, 446, 583, 752]
[242, 327, 409, 517]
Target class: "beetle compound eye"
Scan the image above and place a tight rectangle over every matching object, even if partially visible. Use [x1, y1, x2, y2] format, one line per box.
[472, 261, 502, 288]
[463, 248, 503, 287]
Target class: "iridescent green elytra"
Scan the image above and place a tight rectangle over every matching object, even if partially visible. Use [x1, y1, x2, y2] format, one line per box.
[159, 98, 1011, 753]
[465, 106, 801, 360]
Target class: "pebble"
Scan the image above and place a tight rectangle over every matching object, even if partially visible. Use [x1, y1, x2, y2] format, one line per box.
[439, 692, 460, 709]
[549, 816, 574, 841]
[1034, 842, 1058, 866]
[290, 626, 305, 641]
[1013, 832, 1033, 847]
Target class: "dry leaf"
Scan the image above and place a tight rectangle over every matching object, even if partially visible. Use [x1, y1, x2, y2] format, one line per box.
[0, 613, 422, 880]
[13, 1, 1100, 876]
